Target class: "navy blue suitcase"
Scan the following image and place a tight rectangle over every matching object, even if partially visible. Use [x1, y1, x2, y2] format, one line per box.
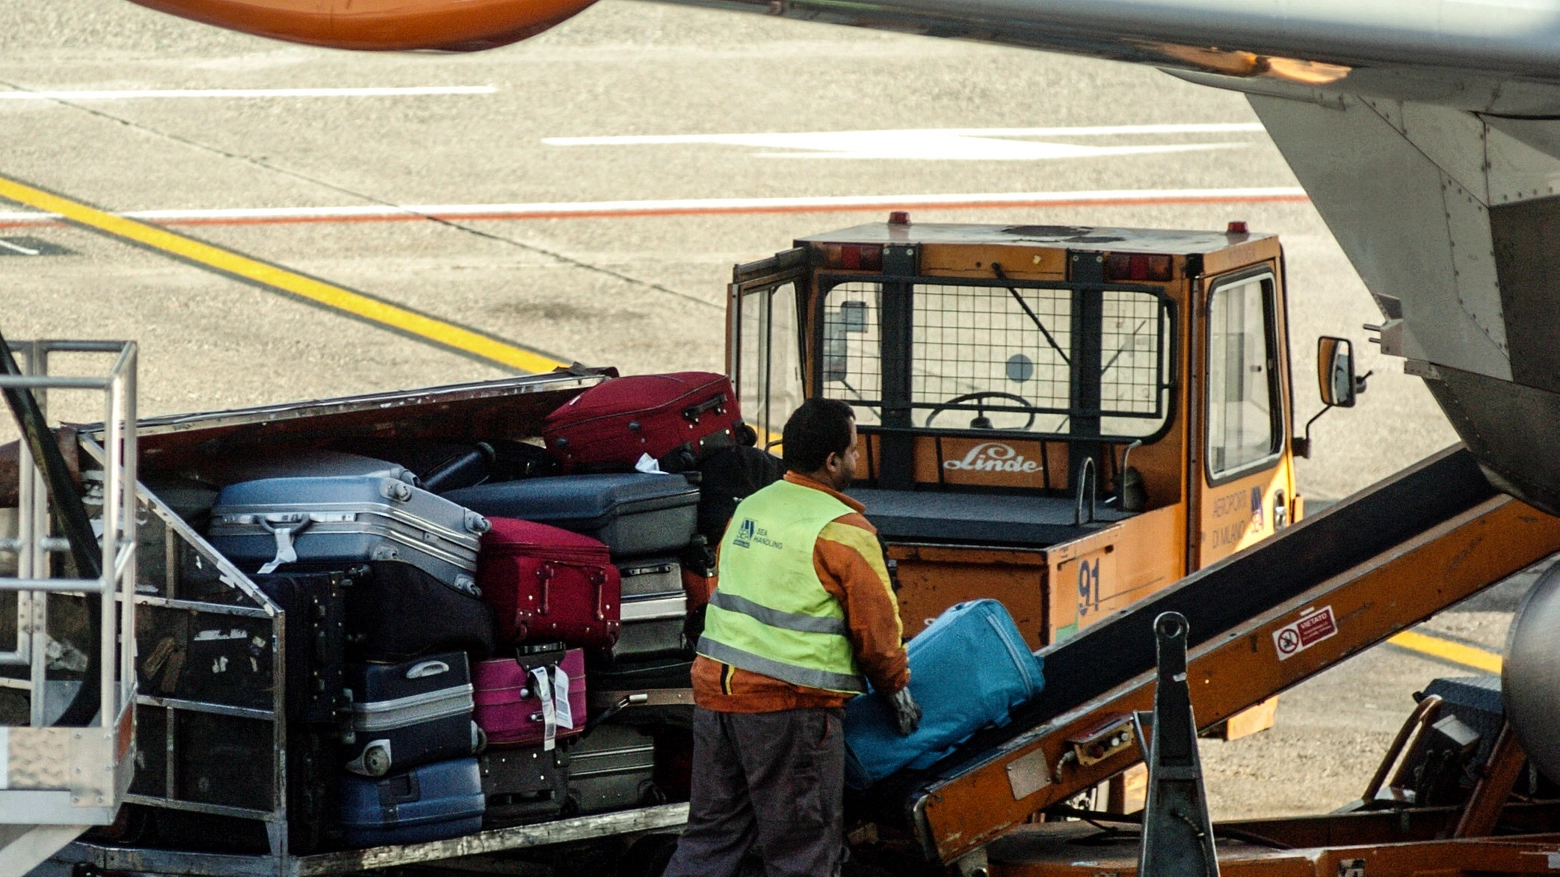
[343, 652, 480, 777]
[445, 474, 697, 558]
[843, 599, 1044, 789]
[337, 757, 485, 848]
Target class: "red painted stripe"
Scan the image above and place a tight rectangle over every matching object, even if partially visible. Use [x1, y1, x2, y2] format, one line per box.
[0, 192, 1311, 231]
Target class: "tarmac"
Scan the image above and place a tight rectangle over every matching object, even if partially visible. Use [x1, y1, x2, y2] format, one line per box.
[0, 0, 1531, 833]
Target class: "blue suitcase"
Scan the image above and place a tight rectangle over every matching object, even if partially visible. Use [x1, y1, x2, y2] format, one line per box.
[843, 599, 1044, 789]
[445, 473, 698, 557]
[336, 757, 485, 848]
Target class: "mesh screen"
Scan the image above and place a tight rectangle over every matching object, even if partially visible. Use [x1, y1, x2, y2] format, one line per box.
[912, 283, 1073, 419]
[1099, 290, 1167, 416]
[819, 285, 884, 426]
[818, 281, 1167, 435]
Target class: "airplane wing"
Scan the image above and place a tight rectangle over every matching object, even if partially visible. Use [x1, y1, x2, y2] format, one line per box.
[128, 0, 1560, 514]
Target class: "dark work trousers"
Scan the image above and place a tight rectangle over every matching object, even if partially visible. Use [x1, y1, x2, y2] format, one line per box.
[661, 705, 846, 877]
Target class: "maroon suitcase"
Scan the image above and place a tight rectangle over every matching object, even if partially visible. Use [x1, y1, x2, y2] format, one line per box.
[542, 372, 744, 472]
[478, 518, 621, 648]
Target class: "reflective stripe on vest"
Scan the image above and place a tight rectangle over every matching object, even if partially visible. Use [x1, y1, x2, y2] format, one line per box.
[698, 480, 867, 694]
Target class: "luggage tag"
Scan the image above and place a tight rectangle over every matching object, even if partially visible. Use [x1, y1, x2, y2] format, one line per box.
[553, 665, 574, 731]
[634, 453, 669, 475]
[529, 666, 557, 750]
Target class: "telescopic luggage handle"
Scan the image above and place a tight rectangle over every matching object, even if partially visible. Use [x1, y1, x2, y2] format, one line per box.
[583, 692, 649, 736]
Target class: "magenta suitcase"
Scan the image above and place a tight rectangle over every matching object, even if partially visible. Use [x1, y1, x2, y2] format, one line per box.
[542, 372, 745, 472]
[478, 517, 621, 648]
[474, 643, 587, 750]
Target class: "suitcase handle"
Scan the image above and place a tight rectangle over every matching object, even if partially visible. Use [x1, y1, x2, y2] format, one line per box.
[256, 514, 312, 574]
[377, 772, 422, 807]
[681, 393, 729, 425]
[405, 660, 450, 679]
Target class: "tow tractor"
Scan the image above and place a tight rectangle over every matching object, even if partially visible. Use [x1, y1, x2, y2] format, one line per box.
[1, 218, 1555, 877]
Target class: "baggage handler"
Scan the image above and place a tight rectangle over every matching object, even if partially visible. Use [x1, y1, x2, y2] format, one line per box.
[663, 398, 921, 877]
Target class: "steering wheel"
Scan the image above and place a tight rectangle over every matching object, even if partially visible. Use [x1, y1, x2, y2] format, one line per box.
[923, 391, 1037, 430]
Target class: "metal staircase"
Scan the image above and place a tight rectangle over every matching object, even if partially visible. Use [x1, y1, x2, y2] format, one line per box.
[0, 340, 137, 877]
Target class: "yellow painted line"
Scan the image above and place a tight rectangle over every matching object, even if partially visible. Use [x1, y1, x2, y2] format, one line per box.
[0, 176, 566, 374]
[1388, 629, 1503, 674]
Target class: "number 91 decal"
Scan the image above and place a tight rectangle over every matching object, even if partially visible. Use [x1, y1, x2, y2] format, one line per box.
[1077, 557, 1102, 616]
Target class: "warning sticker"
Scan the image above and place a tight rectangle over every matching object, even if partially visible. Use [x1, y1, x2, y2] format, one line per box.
[1273, 606, 1338, 660]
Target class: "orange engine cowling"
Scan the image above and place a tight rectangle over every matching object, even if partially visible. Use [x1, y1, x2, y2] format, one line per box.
[127, 0, 599, 51]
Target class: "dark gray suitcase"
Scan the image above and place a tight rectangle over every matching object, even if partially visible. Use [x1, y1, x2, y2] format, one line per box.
[568, 723, 661, 813]
[480, 745, 570, 826]
[343, 652, 480, 776]
[208, 474, 489, 593]
[616, 557, 682, 598]
[445, 474, 697, 557]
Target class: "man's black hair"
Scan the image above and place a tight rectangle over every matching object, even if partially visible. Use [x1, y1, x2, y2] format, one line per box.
[782, 398, 856, 473]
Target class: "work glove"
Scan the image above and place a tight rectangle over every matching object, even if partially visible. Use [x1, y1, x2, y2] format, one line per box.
[891, 687, 922, 736]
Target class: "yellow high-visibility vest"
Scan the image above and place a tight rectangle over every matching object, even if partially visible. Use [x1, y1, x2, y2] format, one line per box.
[697, 480, 866, 694]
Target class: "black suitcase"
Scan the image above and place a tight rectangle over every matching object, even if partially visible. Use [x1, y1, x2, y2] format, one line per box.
[253, 567, 356, 725]
[343, 561, 498, 663]
[585, 656, 694, 730]
[568, 723, 662, 814]
[480, 745, 570, 827]
[343, 651, 480, 777]
[487, 439, 564, 481]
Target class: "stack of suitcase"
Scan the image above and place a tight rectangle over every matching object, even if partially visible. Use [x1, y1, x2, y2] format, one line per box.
[195, 371, 779, 849]
[206, 457, 500, 849]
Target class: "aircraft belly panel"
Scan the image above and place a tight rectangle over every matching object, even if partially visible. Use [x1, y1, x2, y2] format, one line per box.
[1247, 92, 1513, 382]
[1442, 179, 1509, 355]
[1397, 101, 1489, 198]
[1489, 196, 1560, 395]
[1423, 365, 1560, 515]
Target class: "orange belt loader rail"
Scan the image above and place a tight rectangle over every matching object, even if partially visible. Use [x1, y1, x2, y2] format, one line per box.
[854, 446, 1560, 866]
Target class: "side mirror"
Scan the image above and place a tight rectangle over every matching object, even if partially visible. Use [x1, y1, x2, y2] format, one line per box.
[1297, 336, 1370, 459]
[1317, 336, 1358, 408]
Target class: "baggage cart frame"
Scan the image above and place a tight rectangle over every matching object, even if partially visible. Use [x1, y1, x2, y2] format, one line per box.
[45, 370, 691, 877]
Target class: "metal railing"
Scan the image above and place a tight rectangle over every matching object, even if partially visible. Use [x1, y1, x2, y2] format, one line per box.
[0, 339, 137, 834]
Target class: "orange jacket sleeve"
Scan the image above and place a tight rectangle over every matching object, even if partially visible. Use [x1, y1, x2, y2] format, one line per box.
[815, 512, 911, 694]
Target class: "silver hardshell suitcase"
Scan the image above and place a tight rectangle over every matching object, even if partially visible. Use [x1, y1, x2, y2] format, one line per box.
[208, 474, 489, 594]
[614, 592, 689, 660]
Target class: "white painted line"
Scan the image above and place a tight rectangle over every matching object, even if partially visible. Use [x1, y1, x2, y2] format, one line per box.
[544, 124, 1267, 144]
[0, 239, 39, 255]
[0, 188, 1310, 226]
[543, 126, 1264, 160]
[0, 86, 496, 101]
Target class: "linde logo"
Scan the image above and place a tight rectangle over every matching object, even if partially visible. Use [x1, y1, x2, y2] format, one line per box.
[943, 442, 1042, 473]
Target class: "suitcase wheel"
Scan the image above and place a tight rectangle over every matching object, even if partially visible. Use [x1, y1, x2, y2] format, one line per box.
[361, 743, 392, 777]
[473, 723, 487, 755]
